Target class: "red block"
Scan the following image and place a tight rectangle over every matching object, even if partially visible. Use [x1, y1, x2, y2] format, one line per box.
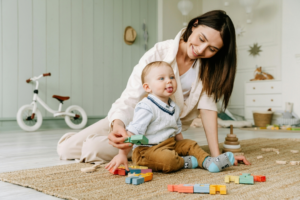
[118, 169, 126, 176]
[109, 168, 118, 175]
[178, 184, 194, 193]
[253, 175, 266, 182]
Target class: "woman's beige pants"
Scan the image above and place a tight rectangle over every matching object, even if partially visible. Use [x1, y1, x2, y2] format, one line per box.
[57, 117, 132, 164]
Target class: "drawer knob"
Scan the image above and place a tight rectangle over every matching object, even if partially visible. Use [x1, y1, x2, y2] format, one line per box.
[253, 87, 255, 90]
[271, 99, 273, 102]
[271, 86, 274, 89]
[253, 99, 255, 102]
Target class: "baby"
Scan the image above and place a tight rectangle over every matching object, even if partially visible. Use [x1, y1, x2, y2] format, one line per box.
[106, 61, 241, 173]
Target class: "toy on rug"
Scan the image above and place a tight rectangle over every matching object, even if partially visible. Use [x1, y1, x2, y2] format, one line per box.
[225, 174, 266, 185]
[261, 148, 279, 154]
[290, 161, 300, 165]
[168, 184, 226, 195]
[124, 135, 149, 145]
[291, 150, 299, 153]
[81, 164, 101, 173]
[257, 155, 263, 159]
[109, 165, 152, 175]
[126, 172, 153, 185]
[222, 125, 242, 153]
[276, 160, 287, 165]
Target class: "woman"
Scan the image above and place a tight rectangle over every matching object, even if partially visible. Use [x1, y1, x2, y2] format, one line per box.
[57, 10, 249, 165]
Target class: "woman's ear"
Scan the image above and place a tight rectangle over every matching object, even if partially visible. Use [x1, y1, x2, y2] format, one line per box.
[194, 19, 198, 25]
[142, 83, 151, 93]
[192, 20, 199, 31]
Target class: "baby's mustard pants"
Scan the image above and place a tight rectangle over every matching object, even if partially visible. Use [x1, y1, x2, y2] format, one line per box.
[132, 137, 209, 173]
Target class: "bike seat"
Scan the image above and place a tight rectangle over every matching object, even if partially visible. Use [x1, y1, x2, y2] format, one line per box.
[52, 95, 70, 103]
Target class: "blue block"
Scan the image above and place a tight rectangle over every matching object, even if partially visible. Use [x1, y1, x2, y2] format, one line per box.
[125, 176, 139, 184]
[129, 168, 141, 174]
[132, 177, 144, 185]
[194, 184, 210, 194]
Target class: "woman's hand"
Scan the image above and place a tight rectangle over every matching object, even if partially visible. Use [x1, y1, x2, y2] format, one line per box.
[233, 155, 251, 166]
[105, 153, 129, 171]
[108, 119, 132, 150]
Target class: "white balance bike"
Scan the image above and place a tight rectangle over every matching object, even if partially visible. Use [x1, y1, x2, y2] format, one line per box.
[17, 73, 87, 131]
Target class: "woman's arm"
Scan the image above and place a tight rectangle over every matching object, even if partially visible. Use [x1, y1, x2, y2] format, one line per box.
[200, 109, 220, 157]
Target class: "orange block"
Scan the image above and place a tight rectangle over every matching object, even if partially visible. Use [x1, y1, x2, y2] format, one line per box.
[174, 184, 184, 192]
[178, 184, 194, 193]
[140, 173, 153, 182]
[168, 185, 175, 192]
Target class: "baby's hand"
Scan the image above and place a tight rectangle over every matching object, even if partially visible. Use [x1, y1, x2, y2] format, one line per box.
[105, 153, 129, 171]
[234, 155, 251, 166]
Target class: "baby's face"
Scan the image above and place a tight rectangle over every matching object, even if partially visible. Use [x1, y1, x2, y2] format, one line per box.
[145, 65, 177, 99]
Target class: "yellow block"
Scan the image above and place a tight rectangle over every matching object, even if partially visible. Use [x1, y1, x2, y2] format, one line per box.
[225, 175, 239, 184]
[210, 185, 227, 195]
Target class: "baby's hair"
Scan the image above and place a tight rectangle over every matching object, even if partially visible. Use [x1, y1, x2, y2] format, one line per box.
[141, 61, 172, 84]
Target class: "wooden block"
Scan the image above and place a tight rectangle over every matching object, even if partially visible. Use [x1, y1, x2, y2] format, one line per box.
[141, 169, 152, 173]
[168, 185, 175, 192]
[178, 184, 194, 193]
[276, 160, 287, 165]
[194, 184, 210, 194]
[132, 177, 144, 185]
[239, 173, 254, 185]
[253, 175, 266, 182]
[109, 168, 118, 175]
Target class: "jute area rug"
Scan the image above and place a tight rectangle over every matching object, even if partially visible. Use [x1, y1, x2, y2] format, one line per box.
[1, 138, 300, 200]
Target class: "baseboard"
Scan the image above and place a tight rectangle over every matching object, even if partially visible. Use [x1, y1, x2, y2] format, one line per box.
[0, 116, 105, 131]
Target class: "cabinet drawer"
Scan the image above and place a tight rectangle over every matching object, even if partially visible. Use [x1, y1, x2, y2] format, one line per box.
[245, 94, 282, 107]
[245, 81, 282, 94]
[245, 107, 282, 119]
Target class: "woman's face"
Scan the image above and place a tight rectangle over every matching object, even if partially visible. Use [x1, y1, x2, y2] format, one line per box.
[187, 24, 223, 59]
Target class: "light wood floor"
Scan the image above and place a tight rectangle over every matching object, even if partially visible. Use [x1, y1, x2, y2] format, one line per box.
[1, 127, 300, 200]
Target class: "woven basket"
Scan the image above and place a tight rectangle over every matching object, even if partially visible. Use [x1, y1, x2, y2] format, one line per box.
[253, 111, 273, 127]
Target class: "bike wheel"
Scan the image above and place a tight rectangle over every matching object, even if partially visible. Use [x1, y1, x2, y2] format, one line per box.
[64, 105, 87, 129]
[16, 105, 43, 131]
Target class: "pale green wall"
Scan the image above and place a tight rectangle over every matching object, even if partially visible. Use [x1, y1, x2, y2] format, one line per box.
[0, 0, 157, 126]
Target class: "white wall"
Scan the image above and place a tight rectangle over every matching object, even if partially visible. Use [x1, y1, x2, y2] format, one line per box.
[282, 0, 300, 117]
[0, 0, 158, 120]
[203, 0, 282, 116]
[161, 0, 202, 41]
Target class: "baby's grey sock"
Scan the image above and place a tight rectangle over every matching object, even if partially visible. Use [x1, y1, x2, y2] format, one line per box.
[181, 156, 198, 169]
[202, 152, 235, 173]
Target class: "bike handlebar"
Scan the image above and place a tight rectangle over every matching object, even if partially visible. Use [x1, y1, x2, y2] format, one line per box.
[43, 73, 51, 77]
[26, 72, 51, 83]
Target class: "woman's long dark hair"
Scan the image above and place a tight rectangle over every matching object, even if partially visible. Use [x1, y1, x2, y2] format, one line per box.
[182, 10, 236, 110]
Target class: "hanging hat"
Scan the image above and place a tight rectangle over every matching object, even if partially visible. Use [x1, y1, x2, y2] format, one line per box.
[124, 26, 137, 45]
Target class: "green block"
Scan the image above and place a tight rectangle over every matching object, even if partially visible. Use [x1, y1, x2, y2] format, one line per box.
[124, 137, 132, 143]
[131, 135, 148, 145]
[239, 173, 254, 185]
[124, 135, 148, 145]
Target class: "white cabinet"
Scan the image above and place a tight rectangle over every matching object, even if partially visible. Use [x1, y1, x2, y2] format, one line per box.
[244, 80, 282, 124]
